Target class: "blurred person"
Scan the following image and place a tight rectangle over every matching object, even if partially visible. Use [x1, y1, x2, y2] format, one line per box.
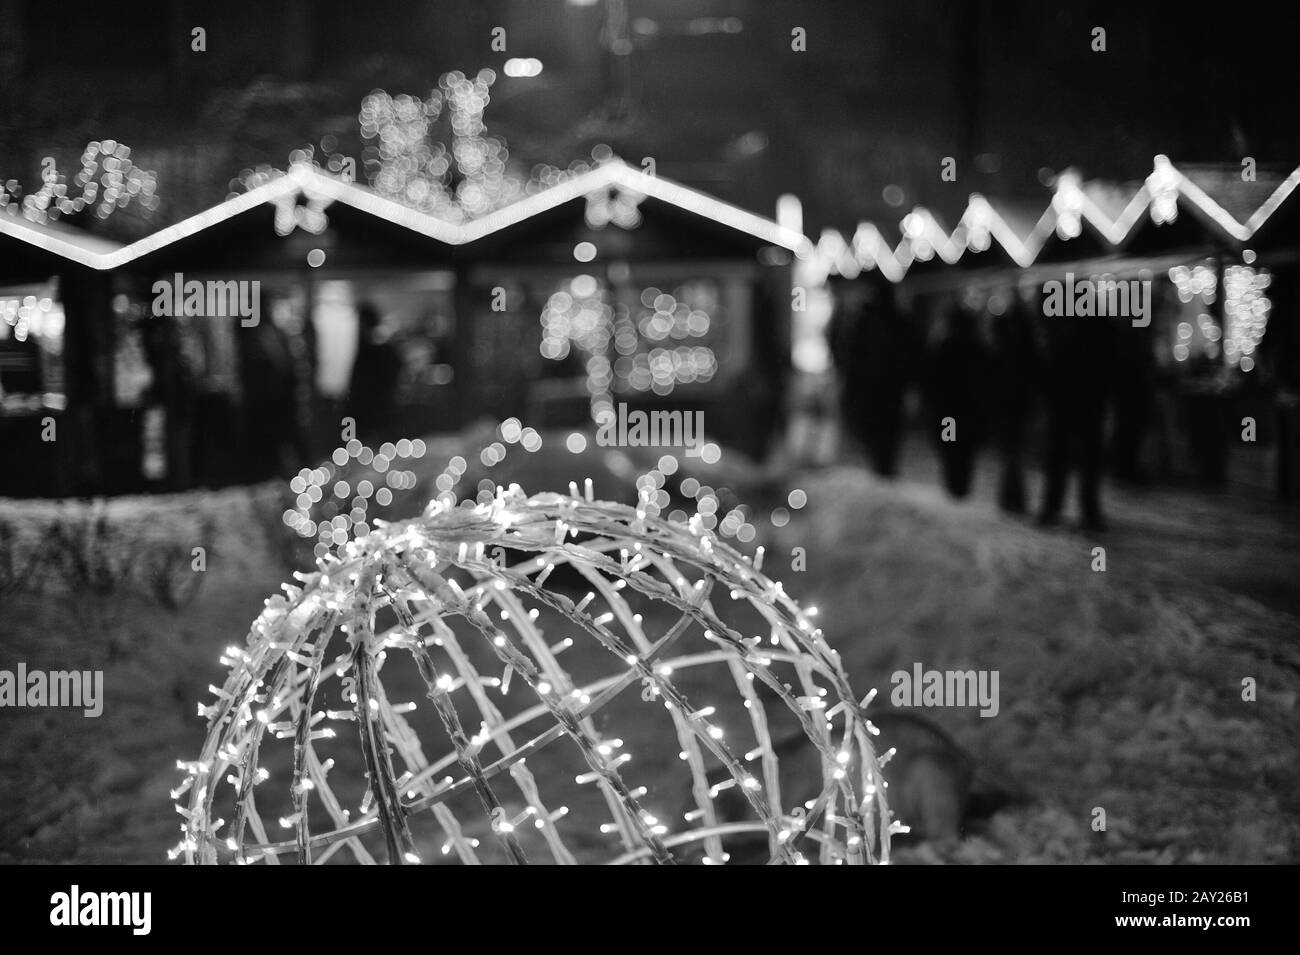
[830, 277, 908, 477]
[924, 301, 990, 499]
[273, 296, 316, 466]
[1110, 309, 1157, 484]
[989, 287, 1040, 514]
[784, 369, 839, 467]
[1037, 309, 1118, 530]
[348, 302, 402, 443]
[747, 278, 791, 463]
[238, 297, 299, 481]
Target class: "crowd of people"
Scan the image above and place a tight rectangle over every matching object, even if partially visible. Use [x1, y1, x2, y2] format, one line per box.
[828, 278, 1164, 532]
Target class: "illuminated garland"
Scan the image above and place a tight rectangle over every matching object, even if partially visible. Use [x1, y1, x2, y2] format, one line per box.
[817, 156, 1300, 282]
[1222, 264, 1271, 373]
[175, 444, 895, 865]
[0, 140, 159, 225]
[540, 278, 719, 417]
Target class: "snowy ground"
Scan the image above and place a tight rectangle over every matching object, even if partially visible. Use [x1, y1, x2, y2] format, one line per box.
[1, 434, 1297, 864]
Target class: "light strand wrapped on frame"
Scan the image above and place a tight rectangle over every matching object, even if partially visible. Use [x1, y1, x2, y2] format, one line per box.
[177, 480, 894, 865]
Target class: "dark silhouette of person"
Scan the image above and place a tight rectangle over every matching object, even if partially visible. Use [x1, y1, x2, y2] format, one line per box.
[348, 303, 402, 443]
[830, 278, 910, 476]
[1037, 309, 1118, 530]
[747, 278, 791, 462]
[828, 281, 864, 455]
[989, 291, 1040, 513]
[924, 303, 989, 498]
[1110, 313, 1156, 485]
[1183, 356, 1230, 486]
[139, 306, 196, 488]
[238, 305, 299, 481]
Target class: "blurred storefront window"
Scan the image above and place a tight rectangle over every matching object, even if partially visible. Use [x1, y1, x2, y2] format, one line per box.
[0, 280, 66, 415]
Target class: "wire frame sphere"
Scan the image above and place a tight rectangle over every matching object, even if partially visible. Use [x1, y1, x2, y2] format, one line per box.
[177, 486, 894, 865]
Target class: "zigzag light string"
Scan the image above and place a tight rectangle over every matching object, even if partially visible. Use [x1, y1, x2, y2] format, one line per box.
[817, 155, 1300, 282]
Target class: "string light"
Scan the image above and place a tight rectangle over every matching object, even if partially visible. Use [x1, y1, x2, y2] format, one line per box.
[1222, 264, 1271, 371]
[1147, 154, 1181, 226]
[813, 156, 1300, 283]
[178, 431, 894, 865]
[1, 139, 158, 225]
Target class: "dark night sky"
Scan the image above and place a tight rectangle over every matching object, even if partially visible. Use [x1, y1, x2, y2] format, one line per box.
[2, 0, 1297, 237]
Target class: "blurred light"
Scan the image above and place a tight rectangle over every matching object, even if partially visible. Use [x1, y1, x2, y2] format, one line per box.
[1148, 155, 1180, 225]
[503, 58, 543, 78]
[776, 194, 803, 234]
[1222, 264, 1271, 371]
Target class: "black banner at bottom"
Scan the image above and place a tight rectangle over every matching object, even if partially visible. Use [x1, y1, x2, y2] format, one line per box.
[0, 864, 1282, 944]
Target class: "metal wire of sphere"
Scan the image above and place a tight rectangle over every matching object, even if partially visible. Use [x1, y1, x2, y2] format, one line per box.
[176, 485, 894, 865]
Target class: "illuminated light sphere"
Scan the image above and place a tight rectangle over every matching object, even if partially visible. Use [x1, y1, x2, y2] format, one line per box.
[177, 486, 893, 865]
[307, 248, 327, 268]
[573, 241, 597, 263]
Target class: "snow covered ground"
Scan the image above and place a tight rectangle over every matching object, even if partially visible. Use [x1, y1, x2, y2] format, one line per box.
[1, 438, 1297, 864]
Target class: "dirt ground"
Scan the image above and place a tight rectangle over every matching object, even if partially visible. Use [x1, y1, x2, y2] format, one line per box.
[1, 439, 1297, 864]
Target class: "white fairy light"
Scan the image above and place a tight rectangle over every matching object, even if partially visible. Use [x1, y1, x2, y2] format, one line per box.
[179, 443, 894, 865]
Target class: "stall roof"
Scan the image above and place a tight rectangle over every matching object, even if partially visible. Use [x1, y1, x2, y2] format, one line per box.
[0, 209, 126, 267]
[0, 159, 811, 272]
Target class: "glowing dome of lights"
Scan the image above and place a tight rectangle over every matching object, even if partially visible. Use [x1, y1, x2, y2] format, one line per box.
[178, 479, 894, 866]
